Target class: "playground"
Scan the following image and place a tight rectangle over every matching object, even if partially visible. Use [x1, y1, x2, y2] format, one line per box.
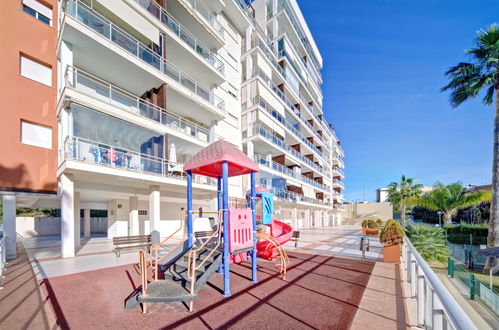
[0, 141, 411, 328]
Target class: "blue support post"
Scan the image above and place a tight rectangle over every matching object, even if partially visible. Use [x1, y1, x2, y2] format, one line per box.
[187, 170, 193, 248]
[222, 161, 230, 296]
[217, 176, 223, 273]
[250, 171, 258, 283]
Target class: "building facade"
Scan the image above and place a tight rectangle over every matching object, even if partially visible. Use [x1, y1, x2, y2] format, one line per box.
[0, 0, 344, 258]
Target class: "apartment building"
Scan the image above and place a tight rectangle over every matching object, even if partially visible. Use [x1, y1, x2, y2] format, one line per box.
[0, 0, 344, 258]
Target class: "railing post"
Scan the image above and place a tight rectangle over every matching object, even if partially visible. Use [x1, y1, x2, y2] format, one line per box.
[411, 258, 417, 297]
[432, 291, 444, 330]
[407, 249, 412, 282]
[417, 265, 425, 327]
[469, 274, 475, 300]
[449, 258, 454, 278]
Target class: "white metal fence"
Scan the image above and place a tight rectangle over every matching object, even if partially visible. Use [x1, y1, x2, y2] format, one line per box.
[403, 238, 477, 330]
[0, 235, 6, 286]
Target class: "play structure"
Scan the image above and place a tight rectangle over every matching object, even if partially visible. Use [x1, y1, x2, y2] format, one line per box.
[125, 141, 292, 313]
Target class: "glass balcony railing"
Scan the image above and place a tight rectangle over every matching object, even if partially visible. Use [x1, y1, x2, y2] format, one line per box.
[333, 179, 345, 188]
[243, 96, 329, 162]
[260, 185, 331, 207]
[244, 67, 331, 151]
[65, 0, 225, 111]
[333, 167, 345, 177]
[244, 123, 330, 178]
[133, 0, 224, 74]
[179, 0, 224, 38]
[65, 66, 222, 144]
[64, 136, 217, 185]
[254, 154, 330, 193]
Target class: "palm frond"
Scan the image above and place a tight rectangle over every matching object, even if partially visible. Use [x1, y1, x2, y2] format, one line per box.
[484, 85, 495, 105]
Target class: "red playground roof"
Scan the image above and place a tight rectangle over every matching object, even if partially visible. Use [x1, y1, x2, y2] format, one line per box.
[183, 140, 259, 178]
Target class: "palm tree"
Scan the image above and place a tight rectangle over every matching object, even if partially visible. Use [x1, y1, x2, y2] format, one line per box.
[441, 24, 499, 265]
[405, 224, 449, 263]
[387, 175, 423, 227]
[409, 182, 491, 225]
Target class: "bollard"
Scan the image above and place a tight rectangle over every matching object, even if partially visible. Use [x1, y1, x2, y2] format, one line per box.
[470, 274, 475, 300]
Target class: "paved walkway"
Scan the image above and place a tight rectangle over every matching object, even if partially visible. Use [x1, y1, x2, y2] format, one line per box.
[0, 225, 417, 329]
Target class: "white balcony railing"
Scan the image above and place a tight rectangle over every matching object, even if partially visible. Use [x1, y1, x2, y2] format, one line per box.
[261, 186, 331, 207]
[244, 96, 330, 161]
[244, 124, 330, 178]
[0, 235, 6, 286]
[64, 136, 216, 186]
[65, 66, 222, 144]
[403, 238, 477, 330]
[132, 0, 224, 74]
[254, 154, 330, 193]
[179, 0, 224, 38]
[65, 0, 225, 111]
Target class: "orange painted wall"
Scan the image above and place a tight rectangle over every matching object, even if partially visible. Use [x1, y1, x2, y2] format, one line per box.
[0, 0, 58, 194]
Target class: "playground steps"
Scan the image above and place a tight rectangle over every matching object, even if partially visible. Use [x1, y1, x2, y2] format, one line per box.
[125, 245, 223, 310]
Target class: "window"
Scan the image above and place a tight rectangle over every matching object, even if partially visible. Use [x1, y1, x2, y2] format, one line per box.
[20, 55, 52, 86]
[21, 120, 52, 149]
[22, 0, 52, 26]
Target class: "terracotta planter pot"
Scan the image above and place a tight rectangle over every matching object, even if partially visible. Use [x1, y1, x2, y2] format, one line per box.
[365, 228, 379, 236]
[383, 244, 401, 263]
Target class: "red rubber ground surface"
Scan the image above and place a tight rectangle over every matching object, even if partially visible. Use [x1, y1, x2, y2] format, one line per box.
[39, 252, 375, 329]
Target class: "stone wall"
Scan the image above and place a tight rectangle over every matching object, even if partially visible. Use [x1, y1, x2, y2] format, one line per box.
[340, 202, 393, 225]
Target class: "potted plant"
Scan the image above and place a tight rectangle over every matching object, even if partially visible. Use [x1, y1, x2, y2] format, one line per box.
[376, 219, 383, 228]
[379, 219, 404, 263]
[361, 220, 368, 234]
[365, 220, 379, 236]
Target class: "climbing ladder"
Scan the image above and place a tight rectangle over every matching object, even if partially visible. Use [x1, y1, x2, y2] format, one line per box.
[125, 211, 223, 313]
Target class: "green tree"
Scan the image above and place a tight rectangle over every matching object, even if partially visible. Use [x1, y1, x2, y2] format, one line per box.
[441, 24, 499, 268]
[387, 175, 423, 228]
[409, 182, 491, 225]
[405, 224, 449, 263]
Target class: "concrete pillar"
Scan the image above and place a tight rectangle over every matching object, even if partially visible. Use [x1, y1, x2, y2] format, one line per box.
[246, 140, 254, 160]
[324, 211, 328, 227]
[84, 209, 91, 238]
[61, 173, 75, 258]
[245, 26, 252, 52]
[2, 195, 17, 259]
[291, 208, 297, 230]
[246, 56, 253, 93]
[129, 196, 139, 236]
[74, 191, 80, 249]
[304, 210, 310, 228]
[272, 0, 278, 36]
[149, 186, 160, 243]
[107, 200, 117, 238]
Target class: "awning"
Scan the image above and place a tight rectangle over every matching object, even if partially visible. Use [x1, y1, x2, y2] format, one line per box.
[302, 186, 316, 199]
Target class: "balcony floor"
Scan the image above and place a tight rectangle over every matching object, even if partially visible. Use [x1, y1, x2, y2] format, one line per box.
[0, 226, 418, 329]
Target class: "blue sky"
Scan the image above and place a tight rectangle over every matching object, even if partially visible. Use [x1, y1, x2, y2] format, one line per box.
[298, 0, 499, 202]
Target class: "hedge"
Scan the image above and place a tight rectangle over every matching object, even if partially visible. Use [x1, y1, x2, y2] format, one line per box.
[444, 224, 488, 245]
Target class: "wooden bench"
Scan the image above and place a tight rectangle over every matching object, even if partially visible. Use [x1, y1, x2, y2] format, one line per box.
[292, 231, 300, 248]
[113, 235, 151, 257]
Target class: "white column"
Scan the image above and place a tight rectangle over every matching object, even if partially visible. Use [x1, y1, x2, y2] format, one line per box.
[246, 140, 254, 160]
[2, 195, 17, 259]
[129, 196, 139, 236]
[149, 186, 160, 243]
[61, 173, 75, 258]
[272, 0, 278, 36]
[246, 55, 253, 89]
[304, 210, 310, 228]
[84, 209, 91, 238]
[417, 265, 425, 326]
[291, 208, 297, 230]
[107, 200, 117, 238]
[74, 191, 80, 249]
[245, 26, 252, 52]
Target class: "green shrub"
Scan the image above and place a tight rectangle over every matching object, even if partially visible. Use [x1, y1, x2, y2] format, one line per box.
[444, 224, 488, 245]
[406, 224, 449, 263]
[366, 220, 377, 228]
[380, 220, 404, 245]
[376, 219, 383, 227]
[361, 220, 369, 228]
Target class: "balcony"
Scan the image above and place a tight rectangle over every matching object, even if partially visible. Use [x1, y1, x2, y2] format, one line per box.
[64, 136, 216, 186]
[244, 123, 330, 178]
[333, 179, 345, 189]
[174, 0, 224, 43]
[333, 167, 345, 178]
[263, 186, 331, 207]
[132, 0, 224, 75]
[254, 154, 330, 193]
[244, 67, 330, 151]
[244, 96, 329, 163]
[64, 67, 222, 145]
[64, 0, 225, 113]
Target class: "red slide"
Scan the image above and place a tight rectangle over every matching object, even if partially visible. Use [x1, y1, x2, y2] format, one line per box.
[257, 220, 293, 260]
